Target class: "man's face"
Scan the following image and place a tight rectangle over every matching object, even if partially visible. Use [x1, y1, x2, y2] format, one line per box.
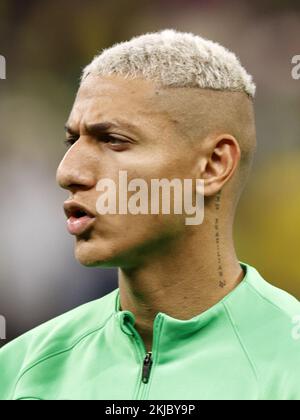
[56, 74, 201, 267]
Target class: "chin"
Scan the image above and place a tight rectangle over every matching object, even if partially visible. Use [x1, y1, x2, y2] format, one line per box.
[74, 238, 124, 268]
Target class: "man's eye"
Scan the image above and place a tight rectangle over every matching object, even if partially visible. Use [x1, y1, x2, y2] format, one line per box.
[105, 136, 125, 145]
[63, 135, 130, 149]
[100, 134, 130, 149]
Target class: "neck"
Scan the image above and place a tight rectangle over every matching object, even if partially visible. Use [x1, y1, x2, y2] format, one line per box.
[118, 215, 244, 352]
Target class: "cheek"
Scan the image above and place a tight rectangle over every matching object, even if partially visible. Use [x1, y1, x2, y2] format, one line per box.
[89, 212, 184, 246]
[92, 213, 186, 253]
[122, 150, 190, 181]
[74, 204, 187, 266]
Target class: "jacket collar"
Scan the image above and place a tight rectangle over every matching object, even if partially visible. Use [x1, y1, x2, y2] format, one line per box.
[114, 262, 250, 351]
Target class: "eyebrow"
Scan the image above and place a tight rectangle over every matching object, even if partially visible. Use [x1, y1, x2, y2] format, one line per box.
[65, 120, 141, 137]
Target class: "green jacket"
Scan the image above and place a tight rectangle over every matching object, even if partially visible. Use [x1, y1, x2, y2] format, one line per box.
[0, 262, 300, 400]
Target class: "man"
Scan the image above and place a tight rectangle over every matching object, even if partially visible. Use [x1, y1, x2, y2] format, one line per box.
[0, 29, 299, 400]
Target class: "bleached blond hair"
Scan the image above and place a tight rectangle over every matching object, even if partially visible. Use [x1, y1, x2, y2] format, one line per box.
[82, 29, 256, 98]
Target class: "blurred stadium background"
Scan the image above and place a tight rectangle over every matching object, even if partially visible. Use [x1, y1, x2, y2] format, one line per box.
[0, 0, 299, 345]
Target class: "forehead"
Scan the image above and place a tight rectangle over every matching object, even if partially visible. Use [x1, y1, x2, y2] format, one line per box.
[69, 74, 170, 125]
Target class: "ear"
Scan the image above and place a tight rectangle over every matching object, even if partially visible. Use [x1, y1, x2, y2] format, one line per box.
[198, 134, 241, 197]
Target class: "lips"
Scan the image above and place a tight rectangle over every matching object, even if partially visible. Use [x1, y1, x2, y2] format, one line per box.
[64, 201, 96, 236]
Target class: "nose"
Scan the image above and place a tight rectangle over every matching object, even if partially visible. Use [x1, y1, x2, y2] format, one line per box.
[56, 141, 97, 192]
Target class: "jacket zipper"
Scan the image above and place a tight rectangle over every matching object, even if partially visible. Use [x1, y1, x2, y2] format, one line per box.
[142, 352, 153, 384]
[123, 313, 163, 399]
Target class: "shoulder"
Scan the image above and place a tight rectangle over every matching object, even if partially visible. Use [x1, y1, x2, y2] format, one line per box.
[226, 263, 300, 399]
[0, 288, 118, 399]
[227, 263, 300, 331]
[2, 287, 118, 358]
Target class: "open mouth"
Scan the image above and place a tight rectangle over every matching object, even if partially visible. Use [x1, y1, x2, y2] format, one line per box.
[64, 202, 96, 236]
[71, 209, 90, 218]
